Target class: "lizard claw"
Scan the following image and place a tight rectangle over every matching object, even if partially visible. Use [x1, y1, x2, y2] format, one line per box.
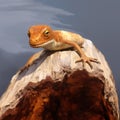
[75, 56, 100, 69]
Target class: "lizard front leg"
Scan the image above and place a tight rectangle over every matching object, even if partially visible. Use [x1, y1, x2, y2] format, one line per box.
[61, 39, 100, 69]
[20, 52, 41, 73]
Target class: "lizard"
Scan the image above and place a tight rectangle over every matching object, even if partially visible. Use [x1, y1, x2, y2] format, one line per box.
[20, 25, 100, 72]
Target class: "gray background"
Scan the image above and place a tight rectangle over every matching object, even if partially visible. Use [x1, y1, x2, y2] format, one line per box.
[0, 0, 120, 104]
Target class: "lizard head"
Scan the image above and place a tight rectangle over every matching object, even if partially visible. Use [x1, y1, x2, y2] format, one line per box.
[28, 25, 55, 48]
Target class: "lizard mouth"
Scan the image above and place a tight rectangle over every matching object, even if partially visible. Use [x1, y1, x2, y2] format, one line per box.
[30, 39, 55, 48]
[30, 44, 41, 48]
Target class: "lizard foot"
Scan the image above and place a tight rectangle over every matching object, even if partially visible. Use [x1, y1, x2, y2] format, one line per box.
[75, 56, 100, 69]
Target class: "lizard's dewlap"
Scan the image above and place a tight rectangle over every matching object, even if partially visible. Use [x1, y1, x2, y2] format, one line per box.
[34, 39, 71, 50]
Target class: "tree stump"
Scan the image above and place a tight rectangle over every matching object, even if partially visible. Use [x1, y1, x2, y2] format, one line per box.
[0, 39, 119, 120]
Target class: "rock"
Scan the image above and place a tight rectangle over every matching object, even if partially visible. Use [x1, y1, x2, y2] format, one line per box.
[0, 39, 119, 120]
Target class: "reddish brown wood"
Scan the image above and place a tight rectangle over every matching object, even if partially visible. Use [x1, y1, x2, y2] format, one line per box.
[0, 70, 117, 120]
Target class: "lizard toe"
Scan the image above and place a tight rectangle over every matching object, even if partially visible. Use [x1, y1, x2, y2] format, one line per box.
[75, 56, 100, 69]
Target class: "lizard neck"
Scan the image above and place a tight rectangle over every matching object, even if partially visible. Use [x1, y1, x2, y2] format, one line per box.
[53, 30, 62, 42]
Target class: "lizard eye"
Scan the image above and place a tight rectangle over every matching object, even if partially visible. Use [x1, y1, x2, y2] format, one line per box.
[43, 30, 50, 37]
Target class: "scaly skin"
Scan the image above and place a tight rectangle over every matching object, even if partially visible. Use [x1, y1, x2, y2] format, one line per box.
[20, 25, 100, 72]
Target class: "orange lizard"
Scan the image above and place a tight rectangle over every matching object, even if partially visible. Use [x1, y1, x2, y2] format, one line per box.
[21, 25, 99, 72]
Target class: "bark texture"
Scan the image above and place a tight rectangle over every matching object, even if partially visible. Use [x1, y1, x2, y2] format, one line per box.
[0, 39, 119, 120]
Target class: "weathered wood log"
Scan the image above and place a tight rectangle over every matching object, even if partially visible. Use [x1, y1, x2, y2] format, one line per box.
[0, 39, 119, 120]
